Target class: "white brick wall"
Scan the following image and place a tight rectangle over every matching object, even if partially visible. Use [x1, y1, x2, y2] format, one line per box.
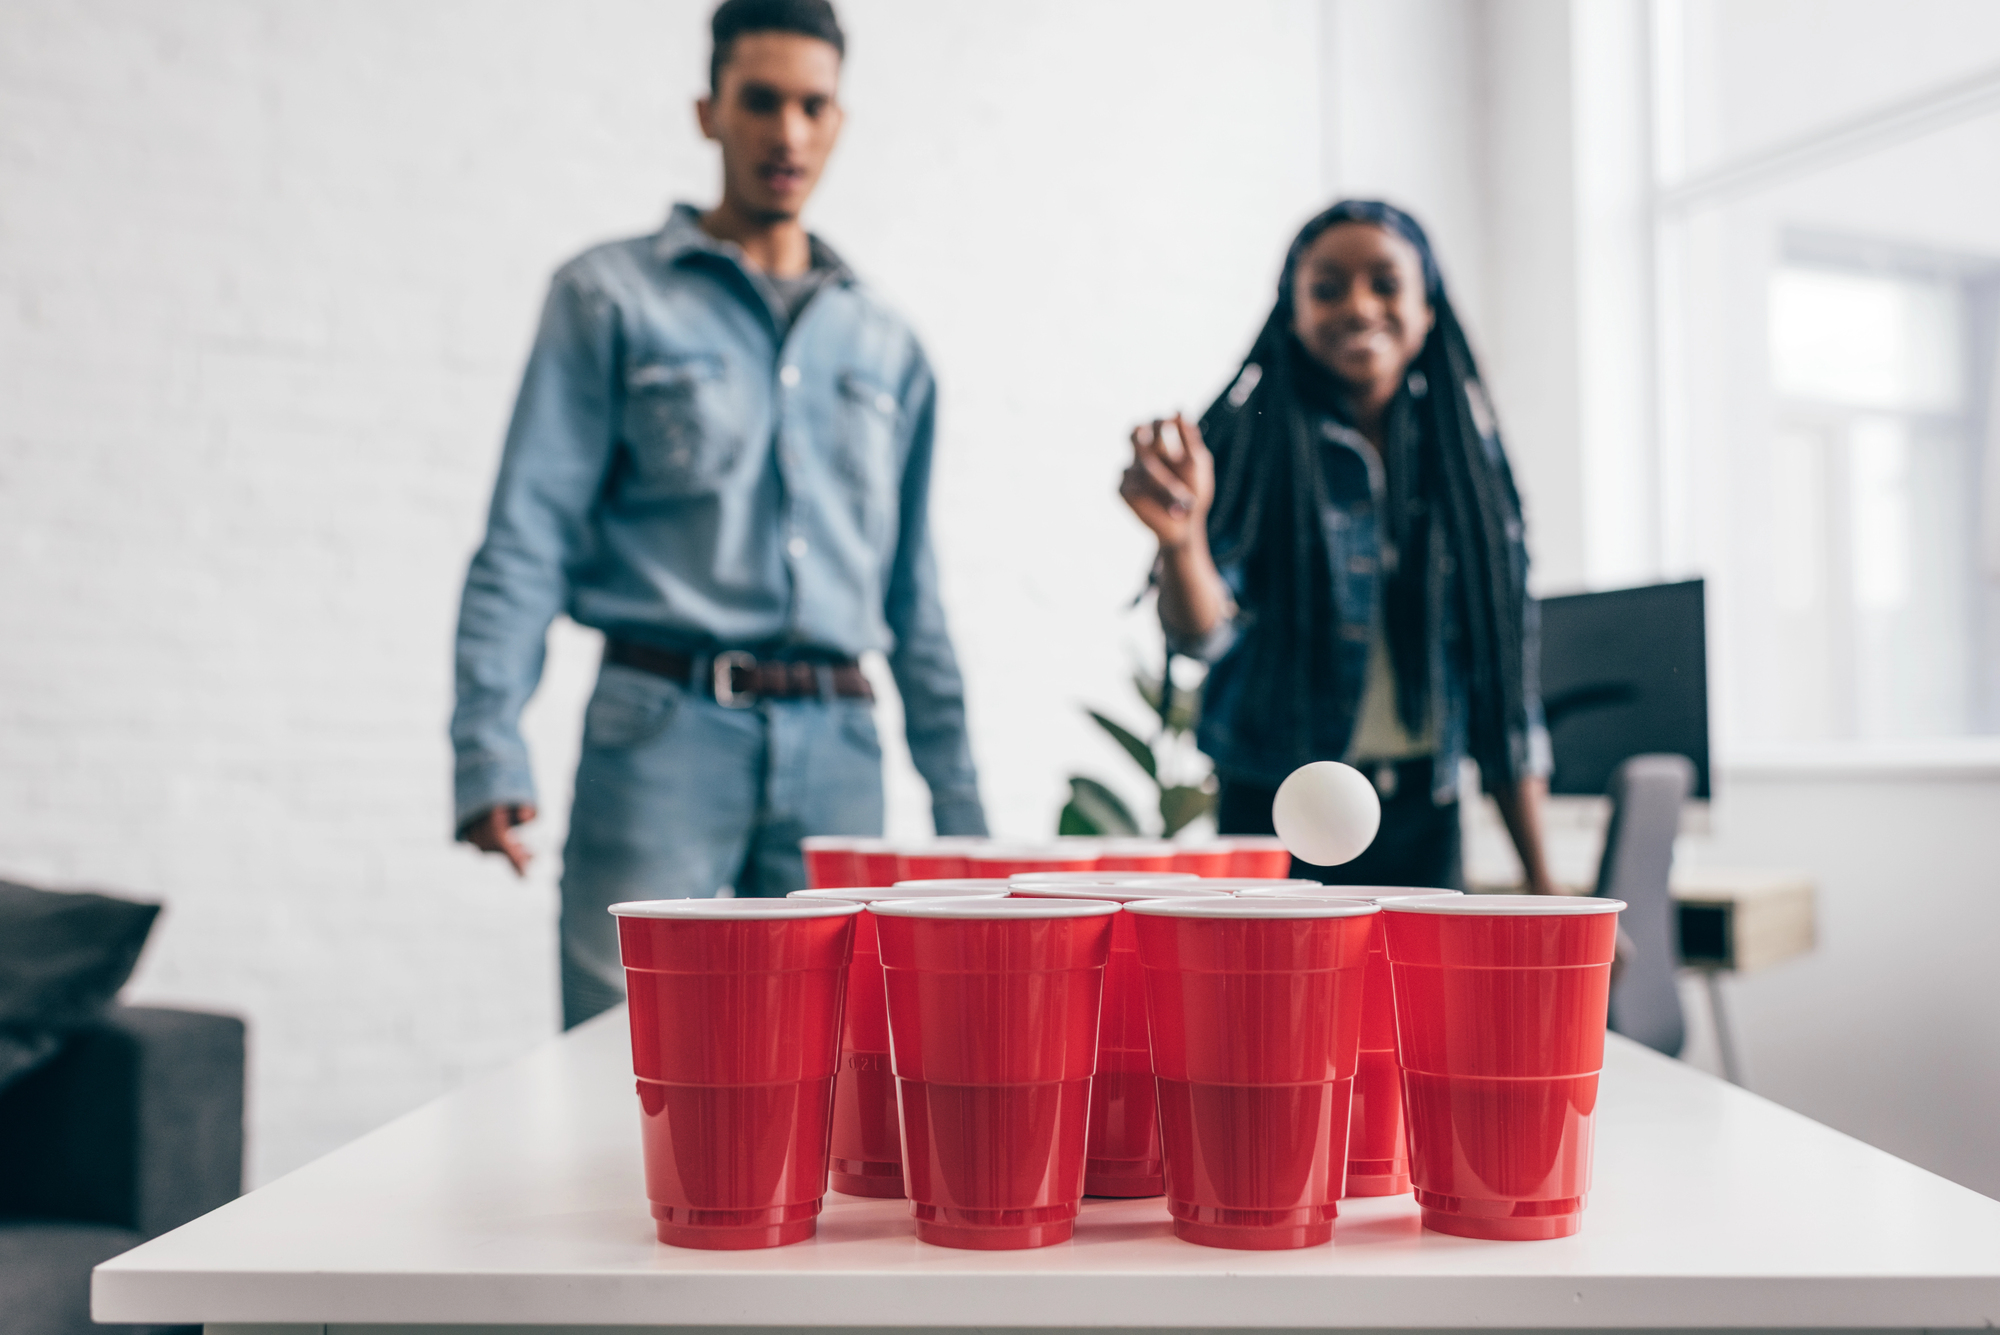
[0, 0, 1323, 1182]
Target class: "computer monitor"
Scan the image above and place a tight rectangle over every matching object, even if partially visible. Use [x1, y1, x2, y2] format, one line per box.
[1537, 579, 1711, 800]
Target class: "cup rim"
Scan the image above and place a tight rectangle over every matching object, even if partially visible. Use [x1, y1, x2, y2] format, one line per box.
[869, 896, 1122, 920]
[1123, 896, 1382, 919]
[608, 898, 864, 920]
[890, 877, 1015, 892]
[1008, 883, 1231, 903]
[1112, 877, 1324, 894]
[1215, 834, 1288, 848]
[1235, 886, 1463, 902]
[1380, 893, 1627, 915]
[799, 835, 864, 850]
[788, 886, 1010, 903]
[1008, 870, 1199, 885]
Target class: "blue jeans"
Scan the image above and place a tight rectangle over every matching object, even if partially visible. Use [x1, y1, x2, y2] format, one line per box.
[557, 663, 885, 1028]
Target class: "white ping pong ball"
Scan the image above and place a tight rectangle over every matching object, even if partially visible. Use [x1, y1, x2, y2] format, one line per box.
[1271, 762, 1381, 866]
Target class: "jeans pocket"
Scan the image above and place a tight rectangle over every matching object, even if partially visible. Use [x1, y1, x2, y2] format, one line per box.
[620, 354, 741, 497]
[582, 666, 681, 750]
[836, 701, 883, 761]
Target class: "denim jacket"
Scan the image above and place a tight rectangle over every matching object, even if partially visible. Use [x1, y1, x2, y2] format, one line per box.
[451, 205, 986, 834]
[1175, 407, 1550, 802]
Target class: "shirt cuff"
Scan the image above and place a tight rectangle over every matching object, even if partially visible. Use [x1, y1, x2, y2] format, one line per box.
[1525, 722, 1554, 779]
[454, 757, 539, 837]
[1165, 614, 1239, 665]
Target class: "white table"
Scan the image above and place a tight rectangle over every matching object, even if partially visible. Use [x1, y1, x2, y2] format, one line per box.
[94, 1009, 2000, 1333]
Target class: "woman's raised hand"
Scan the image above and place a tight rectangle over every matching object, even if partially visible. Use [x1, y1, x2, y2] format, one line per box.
[1119, 413, 1214, 551]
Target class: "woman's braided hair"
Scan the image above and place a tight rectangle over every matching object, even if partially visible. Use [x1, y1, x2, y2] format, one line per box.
[1200, 200, 1531, 783]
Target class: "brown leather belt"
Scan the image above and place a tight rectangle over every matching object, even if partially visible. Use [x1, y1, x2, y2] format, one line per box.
[606, 639, 874, 708]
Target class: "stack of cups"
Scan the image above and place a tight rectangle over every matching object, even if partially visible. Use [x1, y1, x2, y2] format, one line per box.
[1239, 885, 1462, 1196]
[1380, 894, 1625, 1240]
[788, 884, 1007, 1200]
[1221, 835, 1294, 878]
[1128, 895, 1380, 1248]
[872, 897, 1120, 1248]
[1008, 881, 1229, 1197]
[609, 898, 861, 1248]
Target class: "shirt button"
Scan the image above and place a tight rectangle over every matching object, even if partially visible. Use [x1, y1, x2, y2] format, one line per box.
[779, 365, 801, 388]
[787, 536, 809, 559]
[875, 391, 896, 414]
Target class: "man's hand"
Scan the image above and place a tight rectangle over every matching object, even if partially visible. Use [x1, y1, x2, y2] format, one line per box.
[462, 803, 538, 877]
[1120, 414, 1215, 551]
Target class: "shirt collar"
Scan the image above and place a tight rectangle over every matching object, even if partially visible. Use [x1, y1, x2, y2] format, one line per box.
[653, 202, 853, 283]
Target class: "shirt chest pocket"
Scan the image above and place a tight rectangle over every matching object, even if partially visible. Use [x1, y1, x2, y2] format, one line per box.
[833, 370, 900, 542]
[619, 355, 742, 497]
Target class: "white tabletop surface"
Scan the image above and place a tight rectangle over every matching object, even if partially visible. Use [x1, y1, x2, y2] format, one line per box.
[95, 1009, 2000, 1331]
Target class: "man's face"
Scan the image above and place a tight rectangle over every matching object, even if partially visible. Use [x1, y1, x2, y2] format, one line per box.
[697, 32, 843, 222]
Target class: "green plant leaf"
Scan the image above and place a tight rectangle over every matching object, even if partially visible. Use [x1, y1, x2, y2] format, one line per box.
[1060, 775, 1141, 837]
[1087, 709, 1158, 780]
[1134, 671, 1163, 715]
[1159, 783, 1215, 838]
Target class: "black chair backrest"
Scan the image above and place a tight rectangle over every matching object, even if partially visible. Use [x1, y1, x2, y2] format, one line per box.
[1594, 753, 1694, 1056]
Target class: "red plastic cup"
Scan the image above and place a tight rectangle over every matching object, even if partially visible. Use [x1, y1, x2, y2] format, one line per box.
[1238, 887, 1463, 1197]
[1129, 896, 1379, 1249]
[873, 897, 1120, 1248]
[966, 845, 1097, 879]
[852, 839, 903, 887]
[1221, 836, 1294, 878]
[1169, 844, 1235, 877]
[1093, 838, 1180, 872]
[789, 886, 1007, 1199]
[610, 897, 861, 1249]
[1380, 894, 1626, 1241]
[1009, 882, 1229, 1198]
[800, 836, 864, 889]
[897, 844, 970, 881]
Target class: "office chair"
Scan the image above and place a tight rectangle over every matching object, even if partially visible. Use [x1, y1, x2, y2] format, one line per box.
[1594, 753, 1694, 1057]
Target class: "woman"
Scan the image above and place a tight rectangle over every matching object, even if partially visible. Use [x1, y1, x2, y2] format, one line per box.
[1120, 200, 1558, 892]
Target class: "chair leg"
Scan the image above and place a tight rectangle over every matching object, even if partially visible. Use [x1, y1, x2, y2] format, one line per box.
[1704, 969, 1745, 1086]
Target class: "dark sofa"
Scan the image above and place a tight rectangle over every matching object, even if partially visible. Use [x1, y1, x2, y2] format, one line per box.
[0, 1005, 245, 1335]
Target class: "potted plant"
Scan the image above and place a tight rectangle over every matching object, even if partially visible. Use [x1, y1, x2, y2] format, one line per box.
[1059, 667, 1216, 838]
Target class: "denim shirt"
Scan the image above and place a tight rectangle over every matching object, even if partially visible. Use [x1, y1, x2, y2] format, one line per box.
[451, 205, 986, 834]
[1176, 409, 1550, 802]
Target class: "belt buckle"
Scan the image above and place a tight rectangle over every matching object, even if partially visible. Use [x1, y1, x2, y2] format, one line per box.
[712, 651, 758, 709]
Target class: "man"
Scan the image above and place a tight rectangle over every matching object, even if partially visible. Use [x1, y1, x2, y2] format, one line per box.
[451, 0, 987, 1028]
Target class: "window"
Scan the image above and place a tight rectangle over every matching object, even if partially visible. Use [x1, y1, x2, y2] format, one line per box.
[1651, 0, 2000, 745]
